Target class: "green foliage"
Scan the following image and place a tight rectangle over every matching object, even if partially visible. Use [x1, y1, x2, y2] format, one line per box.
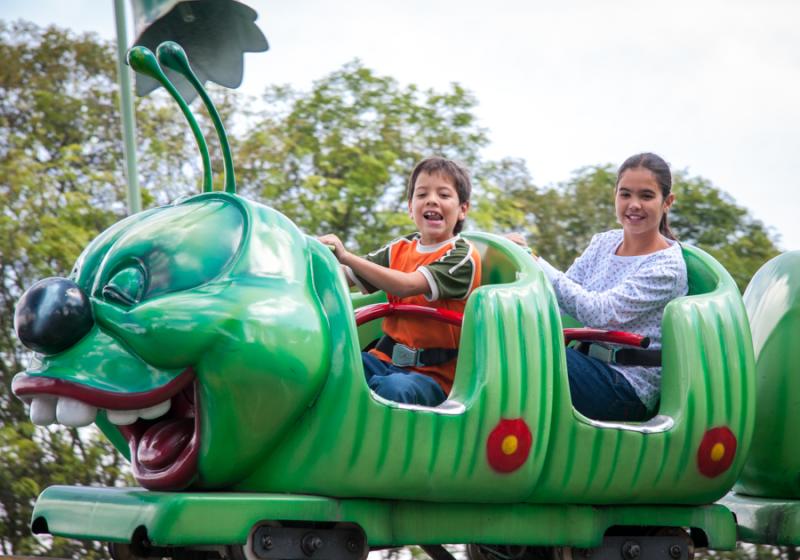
[0, 424, 125, 558]
[236, 60, 488, 252]
[0, 21, 187, 557]
[470, 157, 536, 233]
[529, 165, 618, 270]
[670, 171, 781, 291]
[504, 165, 780, 291]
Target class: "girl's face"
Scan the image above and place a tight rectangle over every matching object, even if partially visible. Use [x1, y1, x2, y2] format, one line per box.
[615, 167, 674, 236]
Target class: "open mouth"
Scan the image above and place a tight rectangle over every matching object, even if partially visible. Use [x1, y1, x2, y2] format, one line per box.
[12, 368, 199, 491]
[423, 210, 443, 222]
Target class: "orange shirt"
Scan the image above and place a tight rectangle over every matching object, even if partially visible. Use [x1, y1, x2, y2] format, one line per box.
[348, 234, 481, 393]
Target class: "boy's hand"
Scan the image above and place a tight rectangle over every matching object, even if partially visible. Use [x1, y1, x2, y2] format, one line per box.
[317, 234, 348, 262]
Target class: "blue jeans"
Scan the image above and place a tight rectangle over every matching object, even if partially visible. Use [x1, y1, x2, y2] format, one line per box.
[362, 352, 447, 406]
[565, 348, 649, 421]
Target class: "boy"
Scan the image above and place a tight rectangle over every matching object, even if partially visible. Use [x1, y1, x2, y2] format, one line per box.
[319, 156, 482, 406]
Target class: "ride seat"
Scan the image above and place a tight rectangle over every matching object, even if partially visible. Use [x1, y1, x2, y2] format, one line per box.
[351, 233, 523, 350]
[465, 235, 521, 287]
[568, 244, 751, 430]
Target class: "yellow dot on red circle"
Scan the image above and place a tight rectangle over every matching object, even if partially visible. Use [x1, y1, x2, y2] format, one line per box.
[710, 443, 725, 462]
[501, 435, 519, 455]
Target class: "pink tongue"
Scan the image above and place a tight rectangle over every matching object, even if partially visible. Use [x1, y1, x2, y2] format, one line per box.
[137, 419, 193, 470]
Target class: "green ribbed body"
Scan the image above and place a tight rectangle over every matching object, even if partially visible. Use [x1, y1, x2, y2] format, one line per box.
[238, 235, 754, 505]
[22, 208, 756, 549]
[15, 193, 754, 503]
[735, 251, 800, 498]
[236, 232, 557, 500]
[720, 252, 800, 547]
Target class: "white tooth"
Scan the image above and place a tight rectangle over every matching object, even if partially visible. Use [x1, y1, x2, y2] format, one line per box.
[30, 397, 57, 426]
[138, 400, 171, 420]
[56, 397, 97, 427]
[106, 409, 139, 425]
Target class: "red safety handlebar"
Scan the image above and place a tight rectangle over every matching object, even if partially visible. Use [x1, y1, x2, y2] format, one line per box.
[354, 303, 650, 348]
[563, 328, 650, 348]
[354, 303, 464, 327]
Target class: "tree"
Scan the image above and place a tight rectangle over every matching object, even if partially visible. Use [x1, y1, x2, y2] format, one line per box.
[524, 165, 618, 270]
[236, 60, 489, 252]
[469, 157, 536, 234]
[503, 165, 780, 291]
[0, 21, 126, 556]
[669, 172, 780, 291]
[0, 20, 205, 557]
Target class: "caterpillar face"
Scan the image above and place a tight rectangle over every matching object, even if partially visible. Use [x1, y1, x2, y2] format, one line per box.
[14, 193, 330, 490]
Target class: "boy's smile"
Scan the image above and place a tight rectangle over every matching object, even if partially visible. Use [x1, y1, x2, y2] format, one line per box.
[409, 171, 468, 245]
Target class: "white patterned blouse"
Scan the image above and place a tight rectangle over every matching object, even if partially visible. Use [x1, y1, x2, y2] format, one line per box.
[538, 229, 688, 411]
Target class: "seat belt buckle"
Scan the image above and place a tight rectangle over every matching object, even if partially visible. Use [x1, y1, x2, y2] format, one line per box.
[391, 343, 420, 368]
[587, 343, 617, 364]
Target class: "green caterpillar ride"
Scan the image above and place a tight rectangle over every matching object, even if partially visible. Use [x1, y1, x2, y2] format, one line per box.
[10, 42, 800, 560]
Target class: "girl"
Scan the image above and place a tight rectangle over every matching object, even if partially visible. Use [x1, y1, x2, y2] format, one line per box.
[512, 153, 688, 421]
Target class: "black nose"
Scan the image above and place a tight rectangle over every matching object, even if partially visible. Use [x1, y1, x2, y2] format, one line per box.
[14, 277, 94, 355]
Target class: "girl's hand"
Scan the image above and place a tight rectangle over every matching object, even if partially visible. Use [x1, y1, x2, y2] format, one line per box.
[317, 234, 348, 262]
[505, 232, 538, 258]
[505, 232, 528, 247]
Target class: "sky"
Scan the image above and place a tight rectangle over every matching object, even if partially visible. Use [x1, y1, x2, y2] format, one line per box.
[4, 0, 800, 250]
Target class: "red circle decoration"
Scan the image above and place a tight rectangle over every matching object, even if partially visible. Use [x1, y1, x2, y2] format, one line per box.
[486, 418, 533, 473]
[697, 426, 737, 478]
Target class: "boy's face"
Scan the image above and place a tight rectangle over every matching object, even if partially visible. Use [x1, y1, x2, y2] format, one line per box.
[408, 171, 469, 245]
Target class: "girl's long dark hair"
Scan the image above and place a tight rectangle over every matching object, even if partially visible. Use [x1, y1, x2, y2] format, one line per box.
[616, 152, 676, 240]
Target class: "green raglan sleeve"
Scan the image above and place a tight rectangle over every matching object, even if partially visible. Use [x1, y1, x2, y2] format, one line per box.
[344, 242, 391, 294]
[418, 239, 479, 301]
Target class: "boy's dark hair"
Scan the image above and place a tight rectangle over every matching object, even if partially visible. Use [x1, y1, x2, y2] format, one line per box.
[616, 152, 676, 241]
[407, 157, 472, 235]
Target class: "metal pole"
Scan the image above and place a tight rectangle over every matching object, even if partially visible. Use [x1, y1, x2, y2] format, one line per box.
[113, 0, 142, 214]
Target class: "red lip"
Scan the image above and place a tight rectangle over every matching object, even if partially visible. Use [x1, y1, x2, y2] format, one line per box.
[13, 369, 195, 408]
[13, 369, 200, 491]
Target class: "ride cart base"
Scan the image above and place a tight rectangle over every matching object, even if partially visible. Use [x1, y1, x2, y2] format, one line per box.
[32, 485, 737, 560]
[720, 492, 800, 546]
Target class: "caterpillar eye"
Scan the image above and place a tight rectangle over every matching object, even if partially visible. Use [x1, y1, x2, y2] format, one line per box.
[102, 267, 146, 307]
